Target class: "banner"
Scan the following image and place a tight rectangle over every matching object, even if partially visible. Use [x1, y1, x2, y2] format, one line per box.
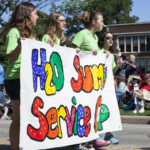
[20, 39, 122, 150]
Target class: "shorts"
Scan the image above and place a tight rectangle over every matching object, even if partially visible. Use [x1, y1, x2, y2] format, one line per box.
[4, 79, 20, 100]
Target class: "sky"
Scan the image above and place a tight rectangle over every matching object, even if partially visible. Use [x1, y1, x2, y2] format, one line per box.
[1, 0, 150, 23]
[130, 0, 150, 22]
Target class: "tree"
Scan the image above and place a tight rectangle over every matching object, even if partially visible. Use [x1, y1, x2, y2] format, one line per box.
[0, 0, 60, 26]
[49, 0, 139, 35]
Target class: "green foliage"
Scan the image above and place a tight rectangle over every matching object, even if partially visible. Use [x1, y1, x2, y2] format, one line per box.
[33, 11, 48, 40]
[50, 0, 139, 35]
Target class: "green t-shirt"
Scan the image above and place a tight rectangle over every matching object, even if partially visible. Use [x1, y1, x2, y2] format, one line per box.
[99, 48, 116, 70]
[5, 28, 21, 80]
[71, 29, 100, 51]
[42, 34, 61, 46]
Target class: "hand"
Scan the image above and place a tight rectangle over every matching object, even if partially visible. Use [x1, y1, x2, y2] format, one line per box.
[117, 57, 123, 66]
[48, 39, 54, 47]
[91, 49, 97, 55]
[66, 35, 71, 43]
[76, 48, 81, 53]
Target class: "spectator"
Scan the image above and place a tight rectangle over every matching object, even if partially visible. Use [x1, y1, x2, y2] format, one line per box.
[115, 75, 129, 105]
[0, 64, 4, 92]
[1, 98, 12, 120]
[133, 73, 150, 113]
[114, 47, 121, 62]
[124, 54, 139, 83]
[115, 55, 126, 81]
[137, 66, 144, 81]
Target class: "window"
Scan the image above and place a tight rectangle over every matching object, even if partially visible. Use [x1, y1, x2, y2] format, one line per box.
[119, 37, 124, 52]
[146, 36, 150, 51]
[140, 36, 145, 52]
[126, 37, 131, 52]
[133, 37, 138, 52]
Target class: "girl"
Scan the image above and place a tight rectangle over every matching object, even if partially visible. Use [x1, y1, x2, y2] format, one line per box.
[71, 11, 110, 150]
[71, 11, 103, 54]
[4, 3, 38, 150]
[42, 12, 71, 46]
[98, 31, 123, 144]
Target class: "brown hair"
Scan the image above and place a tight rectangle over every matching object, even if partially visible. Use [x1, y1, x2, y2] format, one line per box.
[78, 11, 103, 27]
[4, 2, 36, 39]
[45, 12, 65, 43]
[98, 31, 114, 53]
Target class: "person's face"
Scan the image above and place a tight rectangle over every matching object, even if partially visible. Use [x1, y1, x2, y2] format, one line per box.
[129, 55, 134, 62]
[56, 16, 66, 32]
[30, 9, 39, 26]
[145, 78, 150, 84]
[94, 15, 104, 32]
[104, 33, 114, 48]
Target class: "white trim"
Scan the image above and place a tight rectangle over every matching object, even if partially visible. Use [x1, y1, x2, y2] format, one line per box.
[107, 22, 150, 27]
[113, 31, 150, 36]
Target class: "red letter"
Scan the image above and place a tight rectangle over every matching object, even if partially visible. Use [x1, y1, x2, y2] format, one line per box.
[84, 107, 91, 136]
[27, 97, 48, 141]
[71, 56, 83, 92]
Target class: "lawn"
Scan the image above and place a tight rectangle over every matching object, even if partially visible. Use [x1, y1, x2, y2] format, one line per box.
[119, 104, 150, 116]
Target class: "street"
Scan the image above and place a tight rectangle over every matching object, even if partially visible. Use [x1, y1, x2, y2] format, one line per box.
[0, 120, 150, 150]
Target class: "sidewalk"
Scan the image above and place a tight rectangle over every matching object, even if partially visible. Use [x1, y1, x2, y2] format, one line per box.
[121, 115, 150, 124]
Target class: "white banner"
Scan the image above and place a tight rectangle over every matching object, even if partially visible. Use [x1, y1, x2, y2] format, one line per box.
[20, 39, 122, 150]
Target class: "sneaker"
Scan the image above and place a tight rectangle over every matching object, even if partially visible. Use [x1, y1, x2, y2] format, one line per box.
[139, 107, 145, 113]
[104, 134, 119, 144]
[133, 109, 138, 114]
[73, 144, 95, 150]
[1, 115, 11, 120]
[93, 136, 110, 148]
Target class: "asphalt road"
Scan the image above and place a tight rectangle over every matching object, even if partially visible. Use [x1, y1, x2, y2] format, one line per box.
[0, 120, 150, 150]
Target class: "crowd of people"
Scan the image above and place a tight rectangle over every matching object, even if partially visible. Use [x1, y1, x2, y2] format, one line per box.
[0, 2, 150, 150]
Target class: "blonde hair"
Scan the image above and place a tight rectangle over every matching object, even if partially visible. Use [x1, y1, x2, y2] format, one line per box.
[78, 11, 103, 27]
[45, 12, 65, 43]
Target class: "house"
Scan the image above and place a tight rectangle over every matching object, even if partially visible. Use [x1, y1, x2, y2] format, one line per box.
[107, 22, 150, 73]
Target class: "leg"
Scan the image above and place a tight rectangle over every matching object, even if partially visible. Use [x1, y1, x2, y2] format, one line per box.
[9, 100, 20, 150]
[133, 96, 139, 113]
[139, 99, 145, 113]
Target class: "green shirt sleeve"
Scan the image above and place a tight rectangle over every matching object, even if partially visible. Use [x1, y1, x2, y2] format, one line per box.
[71, 31, 85, 48]
[6, 28, 20, 55]
[42, 34, 51, 43]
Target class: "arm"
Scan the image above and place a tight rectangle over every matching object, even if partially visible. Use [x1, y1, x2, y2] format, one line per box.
[60, 35, 71, 46]
[8, 38, 21, 63]
[125, 61, 137, 69]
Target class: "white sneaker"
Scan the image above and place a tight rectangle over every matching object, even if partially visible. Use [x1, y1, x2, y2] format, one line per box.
[139, 107, 145, 113]
[1, 115, 11, 120]
[133, 109, 138, 114]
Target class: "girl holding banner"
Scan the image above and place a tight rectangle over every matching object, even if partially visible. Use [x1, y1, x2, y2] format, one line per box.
[4, 3, 39, 150]
[98, 31, 123, 144]
[71, 11, 111, 150]
[42, 12, 71, 46]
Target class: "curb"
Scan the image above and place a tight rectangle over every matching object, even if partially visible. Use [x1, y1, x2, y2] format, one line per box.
[121, 115, 150, 124]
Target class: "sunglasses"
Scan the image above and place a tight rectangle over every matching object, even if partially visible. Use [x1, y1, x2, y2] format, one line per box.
[105, 36, 114, 40]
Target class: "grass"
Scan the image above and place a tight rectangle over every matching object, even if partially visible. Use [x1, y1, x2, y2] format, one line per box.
[119, 104, 150, 116]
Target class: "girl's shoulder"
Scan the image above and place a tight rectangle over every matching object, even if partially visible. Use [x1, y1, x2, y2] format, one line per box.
[7, 27, 20, 37]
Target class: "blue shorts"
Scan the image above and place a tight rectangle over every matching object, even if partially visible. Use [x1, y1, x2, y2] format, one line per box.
[4, 79, 20, 100]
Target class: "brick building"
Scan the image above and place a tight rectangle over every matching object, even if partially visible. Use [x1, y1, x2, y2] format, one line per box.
[107, 22, 150, 73]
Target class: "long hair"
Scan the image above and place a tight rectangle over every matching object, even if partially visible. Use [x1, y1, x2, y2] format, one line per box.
[45, 12, 65, 43]
[4, 2, 36, 39]
[98, 31, 114, 53]
[78, 11, 103, 27]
